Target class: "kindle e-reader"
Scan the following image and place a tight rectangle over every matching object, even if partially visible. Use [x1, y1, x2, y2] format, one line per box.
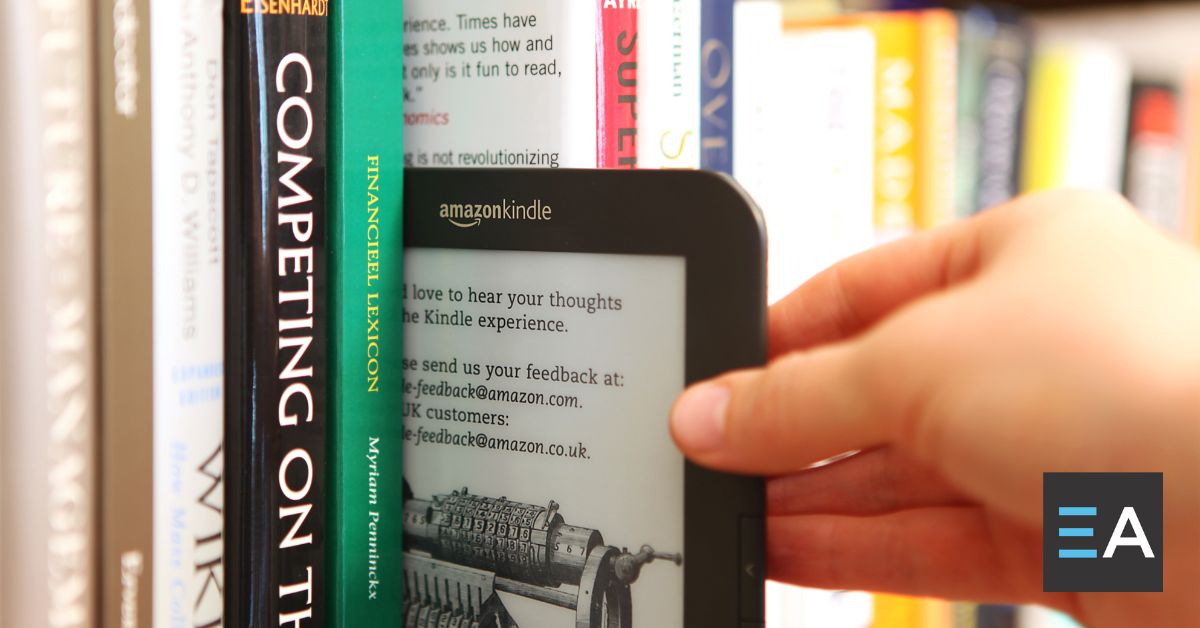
[401, 168, 767, 628]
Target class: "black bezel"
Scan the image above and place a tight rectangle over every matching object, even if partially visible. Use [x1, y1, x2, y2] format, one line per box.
[403, 168, 767, 627]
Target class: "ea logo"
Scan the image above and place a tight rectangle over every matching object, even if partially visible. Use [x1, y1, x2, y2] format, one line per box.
[1043, 473, 1163, 592]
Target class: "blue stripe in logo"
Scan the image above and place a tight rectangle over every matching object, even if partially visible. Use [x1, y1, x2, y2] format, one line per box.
[1058, 527, 1094, 537]
[1058, 549, 1098, 559]
[1058, 506, 1097, 516]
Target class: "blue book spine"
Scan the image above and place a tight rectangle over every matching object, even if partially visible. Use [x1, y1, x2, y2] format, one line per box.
[700, 0, 734, 174]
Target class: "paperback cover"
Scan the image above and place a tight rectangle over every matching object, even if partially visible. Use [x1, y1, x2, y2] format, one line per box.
[0, 0, 97, 625]
[328, 0, 405, 622]
[225, 1, 329, 625]
[402, 0, 637, 169]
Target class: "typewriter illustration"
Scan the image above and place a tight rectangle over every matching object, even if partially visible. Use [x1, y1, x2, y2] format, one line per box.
[403, 483, 682, 628]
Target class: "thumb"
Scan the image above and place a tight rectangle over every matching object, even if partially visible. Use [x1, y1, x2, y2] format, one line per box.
[669, 341, 894, 476]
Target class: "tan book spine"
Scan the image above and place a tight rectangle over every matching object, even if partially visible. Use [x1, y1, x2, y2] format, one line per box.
[98, 0, 154, 625]
[0, 0, 99, 626]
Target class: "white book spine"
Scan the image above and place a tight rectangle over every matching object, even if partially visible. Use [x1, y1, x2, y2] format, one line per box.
[150, 0, 225, 625]
[1059, 41, 1132, 192]
[638, 0, 701, 169]
[732, 0, 784, 252]
[0, 0, 97, 626]
[402, 0, 598, 168]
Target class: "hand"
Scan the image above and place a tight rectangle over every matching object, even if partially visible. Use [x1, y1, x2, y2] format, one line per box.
[669, 190, 1200, 627]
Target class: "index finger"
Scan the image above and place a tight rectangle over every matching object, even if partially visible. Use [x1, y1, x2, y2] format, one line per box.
[768, 208, 1008, 358]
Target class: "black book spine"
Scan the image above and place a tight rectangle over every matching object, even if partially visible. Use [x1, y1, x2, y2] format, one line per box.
[224, 2, 329, 626]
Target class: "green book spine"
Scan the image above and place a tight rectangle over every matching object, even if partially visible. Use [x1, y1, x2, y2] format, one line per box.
[328, 0, 404, 622]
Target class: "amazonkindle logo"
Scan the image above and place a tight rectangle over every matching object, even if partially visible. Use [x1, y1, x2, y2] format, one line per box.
[1043, 473, 1162, 592]
[439, 199, 553, 228]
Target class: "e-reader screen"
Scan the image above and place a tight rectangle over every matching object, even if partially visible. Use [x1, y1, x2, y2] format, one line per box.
[402, 246, 687, 626]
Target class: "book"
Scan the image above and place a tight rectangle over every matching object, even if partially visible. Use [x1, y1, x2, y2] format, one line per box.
[1124, 83, 1185, 235]
[149, 0, 226, 625]
[954, 7, 994, 220]
[224, 2, 329, 625]
[975, 603, 1017, 628]
[1021, 41, 1131, 193]
[732, 0, 784, 234]
[327, 0, 405, 623]
[773, 25, 876, 297]
[638, 0, 701, 170]
[975, 11, 1029, 213]
[0, 0, 98, 625]
[97, 0, 153, 625]
[916, 9, 958, 230]
[700, 0, 735, 174]
[401, 0, 637, 169]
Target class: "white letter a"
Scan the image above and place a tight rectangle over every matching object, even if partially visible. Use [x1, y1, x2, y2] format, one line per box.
[1103, 507, 1154, 558]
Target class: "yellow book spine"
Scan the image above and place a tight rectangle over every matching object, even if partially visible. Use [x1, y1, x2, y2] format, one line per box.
[917, 9, 958, 230]
[872, 594, 923, 627]
[1021, 47, 1073, 192]
[871, 15, 921, 237]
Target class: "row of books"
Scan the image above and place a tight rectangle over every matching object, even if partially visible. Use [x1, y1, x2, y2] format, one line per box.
[745, 0, 1200, 305]
[1, 0, 741, 626]
[0, 0, 403, 624]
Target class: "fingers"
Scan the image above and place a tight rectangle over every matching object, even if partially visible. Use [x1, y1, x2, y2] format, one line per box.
[768, 206, 1005, 358]
[769, 448, 967, 516]
[767, 508, 1078, 614]
[670, 342, 888, 475]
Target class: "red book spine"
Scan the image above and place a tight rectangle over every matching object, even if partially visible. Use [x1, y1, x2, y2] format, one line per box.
[596, 1, 638, 168]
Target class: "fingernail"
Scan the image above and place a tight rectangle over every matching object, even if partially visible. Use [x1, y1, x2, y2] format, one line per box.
[671, 383, 730, 453]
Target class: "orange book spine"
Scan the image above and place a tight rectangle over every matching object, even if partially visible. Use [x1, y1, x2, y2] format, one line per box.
[917, 9, 958, 230]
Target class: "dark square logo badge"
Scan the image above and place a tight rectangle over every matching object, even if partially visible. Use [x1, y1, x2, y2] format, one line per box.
[1043, 473, 1163, 592]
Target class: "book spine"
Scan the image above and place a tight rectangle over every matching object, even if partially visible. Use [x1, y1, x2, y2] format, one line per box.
[700, 0, 734, 174]
[597, 0, 638, 168]
[150, 0, 225, 626]
[637, 0, 700, 170]
[953, 601, 980, 628]
[1124, 84, 1185, 235]
[975, 15, 1029, 213]
[1020, 46, 1071, 193]
[327, 0, 405, 623]
[870, 13, 921, 240]
[917, 9, 957, 230]
[954, 8, 992, 220]
[974, 604, 1017, 628]
[225, 2, 329, 625]
[0, 0, 97, 625]
[98, 0, 154, 624]
[871, 593, 923, 627]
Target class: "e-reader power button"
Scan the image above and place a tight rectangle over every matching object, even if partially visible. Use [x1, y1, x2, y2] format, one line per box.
[739, 515, 765, 623]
